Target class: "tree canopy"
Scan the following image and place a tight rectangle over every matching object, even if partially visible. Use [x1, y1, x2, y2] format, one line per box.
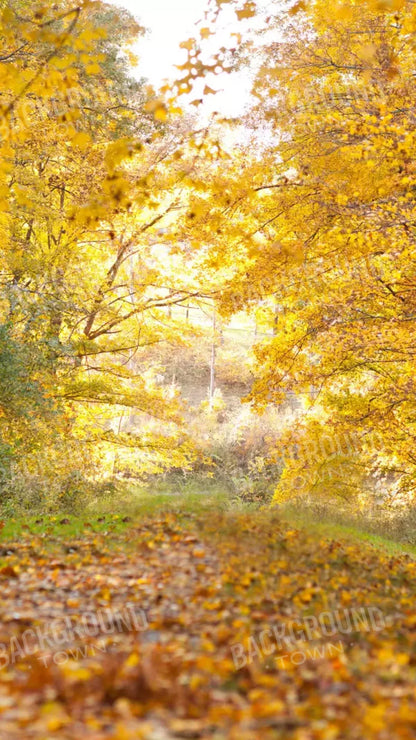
[1, 0, 416, 509]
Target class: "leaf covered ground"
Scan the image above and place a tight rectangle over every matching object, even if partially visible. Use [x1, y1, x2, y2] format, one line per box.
[0, 509, 415, 739]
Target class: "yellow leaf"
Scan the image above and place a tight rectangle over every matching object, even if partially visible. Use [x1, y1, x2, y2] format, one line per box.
[363, 704, 385, 732]
[124, 653, 140, 669]
[358, 43, 377, 62]
[1, 7, 14, 24]
[179, 38, 194, 51]
[61, 663, 91, 681]
[200, 27, 212, 39]
[236, 2, 257, 20]
[51, 54, 77, 70]
[47, 717, 66, 731]
[289, 0, 306, 14]
[71, 132, 92, 150]
[86, 63, 101, 75]
[145, 98, 165, 113]
[154, 106, 168, 122]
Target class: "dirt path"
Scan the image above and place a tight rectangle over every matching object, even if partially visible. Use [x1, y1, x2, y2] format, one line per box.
[0, 511, 414, 738]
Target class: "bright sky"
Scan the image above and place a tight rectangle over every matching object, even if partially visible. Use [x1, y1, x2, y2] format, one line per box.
[108, 0, 253, 116]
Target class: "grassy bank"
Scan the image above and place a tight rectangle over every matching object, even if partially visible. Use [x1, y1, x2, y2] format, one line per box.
[278, 500, 416, 558]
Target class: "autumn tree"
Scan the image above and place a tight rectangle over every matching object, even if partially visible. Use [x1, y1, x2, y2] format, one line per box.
[0, 1, 224, 507]
[188, 0, 416, 504]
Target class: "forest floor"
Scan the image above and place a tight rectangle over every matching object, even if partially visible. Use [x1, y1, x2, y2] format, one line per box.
[0, 505, 415, 739]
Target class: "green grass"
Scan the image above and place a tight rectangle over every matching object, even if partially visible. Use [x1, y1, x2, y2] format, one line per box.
[279, 507, 416, 558]
[89, 487, 416, 560]
[0, 513, 132, 542]
[3, 481, 416, 562]
[90, 480, 233, 518]
[0, 484, 233, 542]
